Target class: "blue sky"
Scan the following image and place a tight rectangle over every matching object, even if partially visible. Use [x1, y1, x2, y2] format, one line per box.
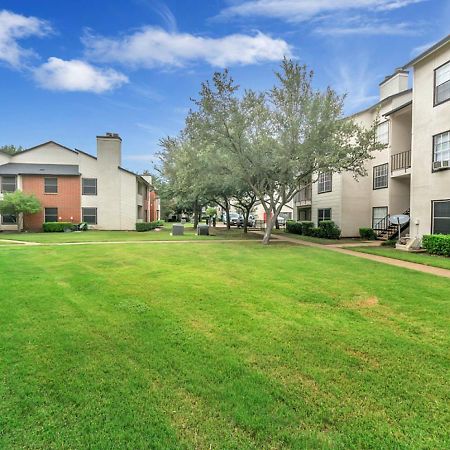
[0, 0, 448, 173]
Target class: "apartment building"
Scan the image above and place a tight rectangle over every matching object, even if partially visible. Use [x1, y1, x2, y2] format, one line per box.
[0, 133, 160, 231]
[294, 35, 450, 239]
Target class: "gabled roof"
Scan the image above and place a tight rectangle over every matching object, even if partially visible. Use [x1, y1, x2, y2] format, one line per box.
[0, 163, 80, 176]
[403, 34, 450, 68]
[14, 140, 79, 156]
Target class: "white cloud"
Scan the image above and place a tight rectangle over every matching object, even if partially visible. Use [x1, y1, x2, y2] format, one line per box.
[410, 40, 436, 56]
[83, 27, 291, 68]
[315, 21, 420, 36]
[0, 9, 52, 67]
[219, 0, 426, 23]
[33, 57, 128, 93]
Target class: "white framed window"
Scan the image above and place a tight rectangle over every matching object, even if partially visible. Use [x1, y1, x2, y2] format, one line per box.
[44, 208, 58, 223]
[432, 200, 450, 234]
[435, 61, 450, 105]
[372, 207, 388, 230]
[433, 131, 450, 163]
[44, 177, 58, 194]
[82, 207, 97, 225]
[1, 175, 17, 193]
[318, 172, 332, 194]
[1, 214, 16, 224]
[82, 178, 97, 195]
[373, 163, 389, 189]
[376, 121, 389, 145]
[318, 208, 331, 224]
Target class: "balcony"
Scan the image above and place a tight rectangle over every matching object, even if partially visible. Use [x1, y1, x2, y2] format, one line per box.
[294, 185, 312, 207]
[391, 150, 411, 177]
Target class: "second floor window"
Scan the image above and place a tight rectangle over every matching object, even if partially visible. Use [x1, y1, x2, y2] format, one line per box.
[373, 163, 388, 189]
[82, 178, 97, 195]
[376, 121, 389, 145]
[318, 172, 332, 194]
[435, 61, 450, 105]
[1, 175, 17, 193]
[433, 131, 450, 163]
[45, 177, 58, 194]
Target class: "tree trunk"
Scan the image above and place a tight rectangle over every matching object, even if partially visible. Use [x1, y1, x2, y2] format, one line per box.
[18, 212, 24, 232]
[275, 218, 280, 230]
[243, 209, 250, 234]
[225, 199, 231, 231]
[193, 199, 199, 229]
[262, 215, 277, 245]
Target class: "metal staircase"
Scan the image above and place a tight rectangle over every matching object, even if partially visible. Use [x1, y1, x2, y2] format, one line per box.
[374, 208, 410, 240]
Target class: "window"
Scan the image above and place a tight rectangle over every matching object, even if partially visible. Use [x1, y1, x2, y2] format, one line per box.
[432, 200, 450, 234]
[82, 207, 97, 224]
[44, 208, 58, 223]
[372, 207, 388, 230]
[318, 208, 331, 224]
[1, 214, 16, 224]
[298, 208, 311, 221]
[44, 177, 58, 194]
[435, 61, 450, 105]
[1, 175, 17, 193]
[318, 172, 332, 194]
[376, 121, 389, 145]
[433, 131, 450, 163]
[82, 178, 97, 195]
[373, 163, 389, 189]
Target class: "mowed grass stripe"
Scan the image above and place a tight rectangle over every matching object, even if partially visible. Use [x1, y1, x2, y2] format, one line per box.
[0, 243, 449, 449]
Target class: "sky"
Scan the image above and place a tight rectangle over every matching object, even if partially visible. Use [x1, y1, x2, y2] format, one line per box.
[0, 0, 449, 173]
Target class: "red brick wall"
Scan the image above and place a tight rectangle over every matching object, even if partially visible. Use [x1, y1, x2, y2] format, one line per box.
[22, 175, 81, 230]
[149, 190, 158, 222]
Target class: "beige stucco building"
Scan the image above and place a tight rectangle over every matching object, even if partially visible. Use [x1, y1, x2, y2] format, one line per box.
[0, 133, 159, 231]
[294, 35, 450, 239]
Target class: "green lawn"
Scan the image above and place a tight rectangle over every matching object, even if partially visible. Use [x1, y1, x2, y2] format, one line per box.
[1, 242, 449, 449]
[276, 230, 363, 245]
[349, 246, 450, 270]
[0, 226, 259, 243]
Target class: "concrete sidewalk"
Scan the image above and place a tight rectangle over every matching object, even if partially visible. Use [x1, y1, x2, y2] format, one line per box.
[258, 232, 450, 279]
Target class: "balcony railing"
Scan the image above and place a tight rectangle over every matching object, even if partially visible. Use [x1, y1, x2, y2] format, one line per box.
[294, 184, 312, 204]
[391, 150, 411, 173]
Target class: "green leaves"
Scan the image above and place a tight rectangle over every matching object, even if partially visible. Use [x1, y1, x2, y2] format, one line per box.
[0, 190, 42, 215]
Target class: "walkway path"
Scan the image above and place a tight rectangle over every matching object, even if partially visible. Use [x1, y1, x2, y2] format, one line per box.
[262, 232, 450, 279]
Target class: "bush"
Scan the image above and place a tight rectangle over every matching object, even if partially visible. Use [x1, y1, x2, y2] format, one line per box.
[422, 234, 450, 256]
[136, 220, 164, 232]
[317, 220, 341, 239]
[359, 227, 377, 240]
[43, 222, 73, 232]
[381, 239, 397, 247]
[300, 221, 314, 236]
[310, 227, 321, 237]
[286, 221, 302, 234]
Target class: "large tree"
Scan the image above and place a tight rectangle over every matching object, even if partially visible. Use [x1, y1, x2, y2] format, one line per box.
[0, 191, 41, 232]
[187, 60, 385, 244]
[0, 145, 24, 155]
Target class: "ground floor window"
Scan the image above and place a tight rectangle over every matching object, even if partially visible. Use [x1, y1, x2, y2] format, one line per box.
[432, 200, 450, 234]
[372, 207, 388, 229]
[297, 208, 311, 221]
[82, 207, 97, 224]
[1, 214, 16, 224]
[44, 208, 58, 223]
[318, 208, 331, 224]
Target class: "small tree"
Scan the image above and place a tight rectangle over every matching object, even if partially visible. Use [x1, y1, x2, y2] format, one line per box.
[0, 191, 41, 231]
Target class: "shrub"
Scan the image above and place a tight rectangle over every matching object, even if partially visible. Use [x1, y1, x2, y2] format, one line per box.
[286, 221, 302, 234]
[381, 239, 397, 247]
[43, 222, 73, 232]
[422, 234, 450, 256]
[136, 220, 164, 232]
[310, 227, 321, 237]
[300, 221, 314, 236]
[317, 220, 341, 239]
[359, 227, 377, 240]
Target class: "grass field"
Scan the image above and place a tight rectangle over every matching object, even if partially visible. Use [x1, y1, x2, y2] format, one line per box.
[349, 246, 450, 270]
[1, 242, 449, 449]
[0, 226, 259, 243]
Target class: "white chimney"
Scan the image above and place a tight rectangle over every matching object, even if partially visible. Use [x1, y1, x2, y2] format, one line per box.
[379, 69, 409, 101]
[96, 132, 122, 167]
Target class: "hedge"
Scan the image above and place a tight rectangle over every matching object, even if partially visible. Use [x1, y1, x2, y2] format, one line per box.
[422, 234, 450, 256]
[359, 227, 377, 240]
[136, 220, 164, 232]
[286, 221, 302, 234]
[286, 220, 340, 239]
[43, 222, 73, 232]
[317, 220, 341, 239]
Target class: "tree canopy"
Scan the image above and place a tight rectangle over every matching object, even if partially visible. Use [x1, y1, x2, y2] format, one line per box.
[0, 191, 41, 231]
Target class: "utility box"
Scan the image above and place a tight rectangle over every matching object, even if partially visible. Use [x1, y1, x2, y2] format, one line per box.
[172, 224, 184, 236]
[197, 225, 209, 236]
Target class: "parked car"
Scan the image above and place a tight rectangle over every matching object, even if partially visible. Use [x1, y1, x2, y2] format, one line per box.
[248, 214, 256, 227]
[276, 215, 287, 226]
[225, 212, 244, 227]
